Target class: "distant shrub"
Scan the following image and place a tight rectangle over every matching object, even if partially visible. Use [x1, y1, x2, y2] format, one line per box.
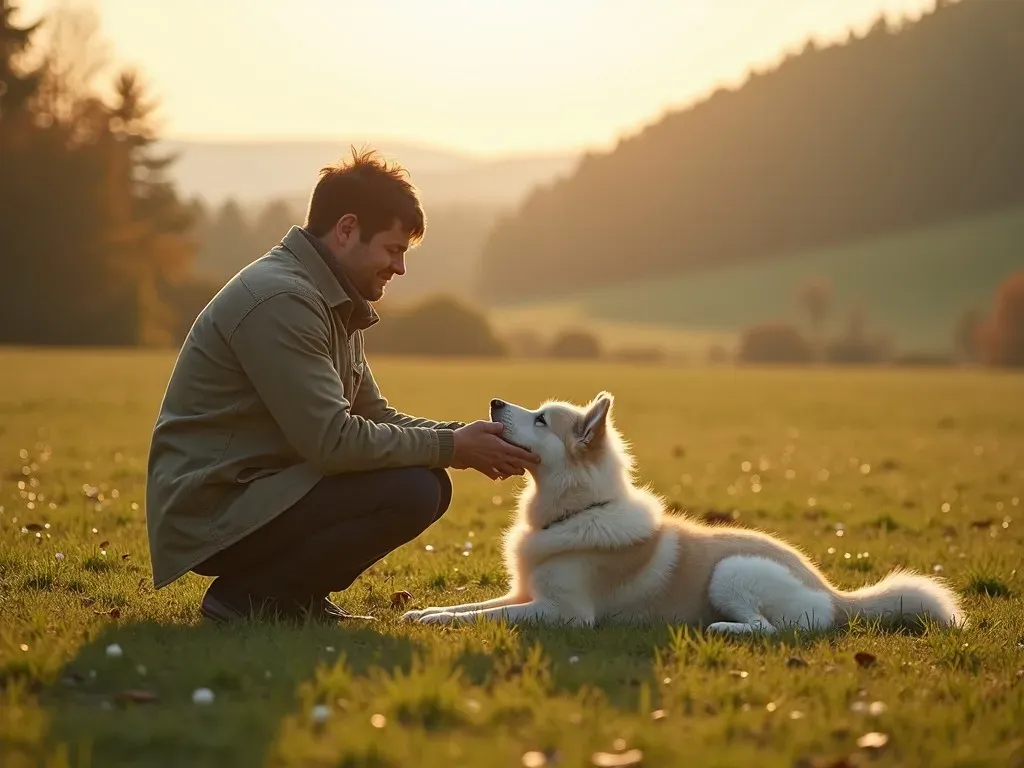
[366, 295, 506, 357]
[977, 271, 1024, 368]
[823, 306, 892, 364]
[823, 335, 892, 364]
[502, 329, 547, 358]
[737, 321, 815, 363]
[548, 329, 602, 359]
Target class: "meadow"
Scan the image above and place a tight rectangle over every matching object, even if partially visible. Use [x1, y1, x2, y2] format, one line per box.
[1, 348, 1022, 767]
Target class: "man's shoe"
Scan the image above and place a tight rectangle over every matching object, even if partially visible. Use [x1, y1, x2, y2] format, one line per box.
[200, 579, 284, 625]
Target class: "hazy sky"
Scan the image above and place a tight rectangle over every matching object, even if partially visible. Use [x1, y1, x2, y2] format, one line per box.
[20, 0, 937, 157]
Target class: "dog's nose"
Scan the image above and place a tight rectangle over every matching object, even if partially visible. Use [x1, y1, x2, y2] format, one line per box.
[490, 398, 506, 410]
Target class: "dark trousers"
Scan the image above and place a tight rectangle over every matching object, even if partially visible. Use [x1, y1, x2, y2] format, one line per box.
[193, 467, 452, 606]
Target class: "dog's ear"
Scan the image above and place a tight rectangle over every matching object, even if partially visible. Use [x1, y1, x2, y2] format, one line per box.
[578, 391, 613, 449]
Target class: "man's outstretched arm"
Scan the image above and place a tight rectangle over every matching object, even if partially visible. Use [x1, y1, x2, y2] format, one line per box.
[352, 357, 466, 430]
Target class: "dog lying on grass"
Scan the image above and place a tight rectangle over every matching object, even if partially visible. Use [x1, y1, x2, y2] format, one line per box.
[402, 392, 963, 632]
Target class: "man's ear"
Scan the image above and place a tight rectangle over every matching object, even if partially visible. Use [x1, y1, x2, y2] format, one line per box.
[579, 391, 613, 449]
[334, 213, 359, 246]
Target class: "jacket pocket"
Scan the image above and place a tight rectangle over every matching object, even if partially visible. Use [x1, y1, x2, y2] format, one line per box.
[235, 467, 281, 484]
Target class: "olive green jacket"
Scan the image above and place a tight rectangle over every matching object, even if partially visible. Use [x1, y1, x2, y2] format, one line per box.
[145, 226, 460, 589]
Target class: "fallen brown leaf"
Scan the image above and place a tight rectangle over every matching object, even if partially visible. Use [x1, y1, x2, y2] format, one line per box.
[24, 522, 44, 532]
[121, 553, 130, 560]
[93, 607, 122, 619]
[390, 590, 413, 608]
[116, 689, 159, 705]
[854, 652, 877, 668]
[99, 540, 110, 548]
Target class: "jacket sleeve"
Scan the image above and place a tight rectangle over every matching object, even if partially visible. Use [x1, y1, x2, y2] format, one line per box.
[351, 356, 466, 430]
[228, 290, 456, 473]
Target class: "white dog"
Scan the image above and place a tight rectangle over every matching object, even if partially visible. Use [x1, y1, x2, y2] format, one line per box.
[402, 392, 963, 633]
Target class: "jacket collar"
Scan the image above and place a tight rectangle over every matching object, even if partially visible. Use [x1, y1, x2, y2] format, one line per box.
[279, 226, 378, 332]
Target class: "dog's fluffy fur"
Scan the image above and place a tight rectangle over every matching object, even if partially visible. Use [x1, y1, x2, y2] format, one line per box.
[402, 392, 964, 633]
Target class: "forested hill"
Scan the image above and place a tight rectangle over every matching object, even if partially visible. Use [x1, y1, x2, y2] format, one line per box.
[477, 0, 1024, 302]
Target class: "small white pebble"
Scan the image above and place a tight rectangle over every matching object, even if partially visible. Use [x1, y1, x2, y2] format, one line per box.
[311, 704, 331, 723]
[933, 564, 943, 573]
[91, 528, 98, 534]
[568, 655, 580, 664]
[424, 544, 434, 552]
[55, 553, 65, 561]
[370, 713, 386, 728]
[325, 646, 335, 653]
[464, 541, 473, 550]
[869, 701, 887, 716]
[192, 687, 215, 705]
[105, 644, 123, 658]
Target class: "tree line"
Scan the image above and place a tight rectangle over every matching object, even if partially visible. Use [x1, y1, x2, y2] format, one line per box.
[477, 0, 1024, 302]
[0, 1, 203, 346]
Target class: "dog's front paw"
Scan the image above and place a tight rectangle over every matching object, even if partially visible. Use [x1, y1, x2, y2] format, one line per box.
[399, 609, 424, 622]
[419, 611, 459, 626]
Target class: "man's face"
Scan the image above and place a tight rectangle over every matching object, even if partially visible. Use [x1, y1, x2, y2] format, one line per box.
[331, 215, 411, 302]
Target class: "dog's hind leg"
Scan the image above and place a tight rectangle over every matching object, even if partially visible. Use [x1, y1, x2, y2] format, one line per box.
[706, 555, 835, 635]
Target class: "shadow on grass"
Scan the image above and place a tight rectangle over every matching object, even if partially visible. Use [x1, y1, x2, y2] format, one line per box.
[37, 616, 425, 768]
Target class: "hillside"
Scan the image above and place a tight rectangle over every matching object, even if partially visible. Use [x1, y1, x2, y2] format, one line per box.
[490, 202, 1024, 355]
[159, 139, 577, 208]
[477, 0, 1024, 303]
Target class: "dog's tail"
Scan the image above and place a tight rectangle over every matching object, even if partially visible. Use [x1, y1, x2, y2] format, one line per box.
[832, 568, 964, 628]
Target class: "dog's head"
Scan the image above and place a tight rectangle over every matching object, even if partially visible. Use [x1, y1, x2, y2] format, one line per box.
[489, 391, 631, 481]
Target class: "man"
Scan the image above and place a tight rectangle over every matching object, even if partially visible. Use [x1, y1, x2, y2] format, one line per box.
[145, 147, 538, 624]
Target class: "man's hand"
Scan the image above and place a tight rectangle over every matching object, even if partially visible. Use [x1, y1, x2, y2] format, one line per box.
[451, 421, 539, 480]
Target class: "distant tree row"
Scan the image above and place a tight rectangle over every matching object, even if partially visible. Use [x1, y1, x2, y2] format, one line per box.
[478, 0, 1024, 302]
[0, 1, 197, 345]
[737, 271, 1024, 367]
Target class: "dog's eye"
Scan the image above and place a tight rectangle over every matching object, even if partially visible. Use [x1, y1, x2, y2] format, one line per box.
[534, 414, 547, 427]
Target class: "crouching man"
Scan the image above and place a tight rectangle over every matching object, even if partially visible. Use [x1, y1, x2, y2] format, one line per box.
[144, 148, 537, 624]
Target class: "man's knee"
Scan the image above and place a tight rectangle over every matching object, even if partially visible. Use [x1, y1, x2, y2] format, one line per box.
[392, 467, 447, 530]
[430, 468, 453, 518]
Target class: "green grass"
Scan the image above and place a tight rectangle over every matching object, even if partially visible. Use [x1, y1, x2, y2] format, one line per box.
[1, 348, 1023, 767]
[491, 203, 1024, 354]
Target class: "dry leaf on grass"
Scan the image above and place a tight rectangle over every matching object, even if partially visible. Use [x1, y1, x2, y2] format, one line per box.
[116, 689, 158, 705]
[390, 590, 413, 608]
[854, 652, 877, 668]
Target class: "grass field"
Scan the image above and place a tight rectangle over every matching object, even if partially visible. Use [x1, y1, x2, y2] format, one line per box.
[1, 348, 1022, 767]
[490, 203, 1024, 356]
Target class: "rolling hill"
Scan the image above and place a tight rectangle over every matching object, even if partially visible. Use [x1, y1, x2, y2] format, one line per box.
[158, 138, 578, 208]
[489, 203, 1024, 356]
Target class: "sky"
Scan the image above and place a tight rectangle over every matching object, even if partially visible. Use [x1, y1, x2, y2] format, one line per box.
[18, 0, 939, 158]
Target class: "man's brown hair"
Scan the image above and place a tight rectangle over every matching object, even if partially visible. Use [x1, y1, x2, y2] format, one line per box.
[304, 146, 425, 244]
